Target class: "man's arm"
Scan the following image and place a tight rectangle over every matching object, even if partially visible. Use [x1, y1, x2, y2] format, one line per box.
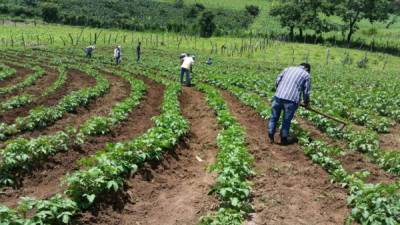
[275, 69, 287, 89]
[303, 77, 311, 106]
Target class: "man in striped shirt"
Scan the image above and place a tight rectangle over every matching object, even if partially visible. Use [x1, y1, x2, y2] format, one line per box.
[268, 63, 311, 145]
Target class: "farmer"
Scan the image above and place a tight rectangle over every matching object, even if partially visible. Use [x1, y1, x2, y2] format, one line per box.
[114, 45, 121, 65]
[268, 63, 311, 145]
[206, 57, 212, 65]
[85, 45, 95, 58]
[180, 53, 195, 87]
[136, 42, 141, 63]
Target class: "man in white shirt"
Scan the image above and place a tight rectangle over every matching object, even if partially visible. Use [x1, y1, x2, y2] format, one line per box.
[114, 46, 121, 65]
[180, 54, 195, 86]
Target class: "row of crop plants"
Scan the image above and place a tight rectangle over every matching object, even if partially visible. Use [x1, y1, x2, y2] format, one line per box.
[0, 63, 16, 81]
[129, 54, 400, 225]
[0, 60, 68, 114]
[0, 57, 189, 224]
[199, 70, 400, 176]
[199, 76, 400, 225]
[0, 65, 109, 141]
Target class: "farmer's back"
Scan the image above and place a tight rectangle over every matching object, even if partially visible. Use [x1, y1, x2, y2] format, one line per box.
[275, 66, 310, 104]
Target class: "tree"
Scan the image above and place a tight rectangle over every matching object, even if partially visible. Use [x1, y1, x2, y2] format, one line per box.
[41, 3, 59, 23]
[245, 5, 260, 17]
[386, 0, 400, 28]
[199, 11, 215, 37]
[270, 1, 303, 39]
[270, 0, 334, 39]
[174, 0, 184, 8]
[334, 0, 393, 43]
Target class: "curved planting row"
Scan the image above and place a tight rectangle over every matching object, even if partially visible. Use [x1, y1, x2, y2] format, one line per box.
[0, 69, 188, 225]
[0, 63, 45, 96]
[0, 68, 146, 187]
[0, 64, 16, 81]
[0, 61, 67, 114]
[0, 66, 108, 141]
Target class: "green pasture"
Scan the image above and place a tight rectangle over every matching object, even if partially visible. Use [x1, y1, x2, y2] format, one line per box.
[0, 23, 398, 76]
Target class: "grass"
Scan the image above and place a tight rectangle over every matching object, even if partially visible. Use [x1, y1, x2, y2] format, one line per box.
[0, 22, 399, 74]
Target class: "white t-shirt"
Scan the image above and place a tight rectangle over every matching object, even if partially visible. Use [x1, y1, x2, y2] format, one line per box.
[181, 57, 194, 69]
[114, 48, 121, 58]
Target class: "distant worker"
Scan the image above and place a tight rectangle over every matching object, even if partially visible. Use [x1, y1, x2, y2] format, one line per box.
[206, 57, 212, 65]
[85, 45, 95, 58]
[114, 46, 121, 65]
[268, 63, 311, 145]
[180, 53, 195, 87]
[136, 42, 141, 63]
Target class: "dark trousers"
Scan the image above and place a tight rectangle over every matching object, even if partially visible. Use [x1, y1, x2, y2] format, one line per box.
[115, 56, 121, 65]
[268, 97, 298, 138]
[180, 68, 191, 85]
[136, 52, 141, 62]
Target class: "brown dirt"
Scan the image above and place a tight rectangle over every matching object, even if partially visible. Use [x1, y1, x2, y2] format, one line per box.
[0, 65, 32, 99]
[297, 119, 347, 149]
[76, 87, 219, 225]
[379, 123, 400, 151]
[218, 91, 350, 225]
[0, 68, 90, 123]
[20, 71, 118, 138]
[297, 118, 396, 184]
[0, 76, 164, 207]
[0, 64, 31, 88]
[338, 151, 396, 184]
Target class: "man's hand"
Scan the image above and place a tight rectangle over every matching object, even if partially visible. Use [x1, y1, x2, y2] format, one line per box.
[302, 102, 310, 109]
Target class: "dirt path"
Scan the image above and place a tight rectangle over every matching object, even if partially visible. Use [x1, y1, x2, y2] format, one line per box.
[0, 68, 91, 123]
[77, 87, 219, 225]
[219, 91, 349, 225]
[0, 77, 164, 207]
[379, 123, 400, 151]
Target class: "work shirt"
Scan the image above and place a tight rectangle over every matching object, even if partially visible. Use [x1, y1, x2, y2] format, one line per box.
[114, 48, 121, 58]
[275, 66, 311, 104]
[181, 57, 194, 69]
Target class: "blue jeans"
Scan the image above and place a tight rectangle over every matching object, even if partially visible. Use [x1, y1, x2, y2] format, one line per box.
[268, 97, 298, 138]
[180, 68, 191, 85]
[115, 56, 121, 65]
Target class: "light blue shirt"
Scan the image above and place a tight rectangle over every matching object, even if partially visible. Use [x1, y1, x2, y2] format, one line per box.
[275, 66, 311, 104]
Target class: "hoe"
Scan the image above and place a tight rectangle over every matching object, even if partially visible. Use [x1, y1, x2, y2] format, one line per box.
[301, 105, 348, 131]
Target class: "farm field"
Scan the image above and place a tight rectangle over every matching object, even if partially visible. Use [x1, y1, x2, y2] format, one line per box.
[0, 22, 400, 225]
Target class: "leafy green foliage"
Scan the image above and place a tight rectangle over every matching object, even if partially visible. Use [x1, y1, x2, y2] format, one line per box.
[0, 94, 33, 113]
[65, 73, 188, 209]
[197, 83, 253, 224]
[0, 66, 109, 140]
[0, 132, 69, 186]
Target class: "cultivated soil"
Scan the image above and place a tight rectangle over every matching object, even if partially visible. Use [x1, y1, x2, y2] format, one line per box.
[0, 68, 92, 123]
[0, 75, 163, 207]
[76, 87, 219, 225]
[379, 123, 400, 151]
[219, 91, 350, 225]
[298, 111, 397, 184]
[0, 64, 31, 88]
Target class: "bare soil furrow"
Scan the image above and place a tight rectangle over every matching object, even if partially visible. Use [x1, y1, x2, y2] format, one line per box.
[218, 91, 349, 225]
[0, 74, 162, 207]
[77, 87, 219, 225]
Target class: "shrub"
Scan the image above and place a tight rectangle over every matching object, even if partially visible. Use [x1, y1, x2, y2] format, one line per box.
[245, 5, 260, 17]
